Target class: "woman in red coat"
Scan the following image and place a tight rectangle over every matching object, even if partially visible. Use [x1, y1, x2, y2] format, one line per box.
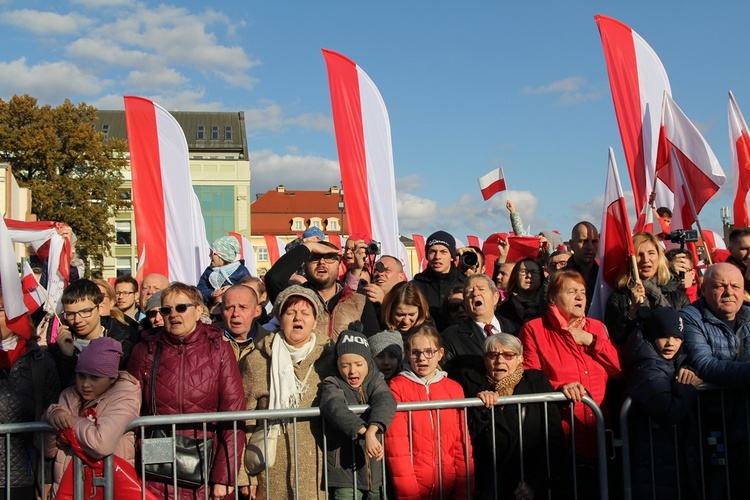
[385, 324, 473, 499]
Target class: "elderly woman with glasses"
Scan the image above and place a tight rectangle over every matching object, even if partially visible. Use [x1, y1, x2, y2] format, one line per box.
[496, 258, 546, 328]
[127, 283, 246, 500]
[468, 333, 565, 500]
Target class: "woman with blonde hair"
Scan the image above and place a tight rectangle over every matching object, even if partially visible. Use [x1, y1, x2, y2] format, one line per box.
[380, 281, 433, 338]
[604, 232, 689, 346]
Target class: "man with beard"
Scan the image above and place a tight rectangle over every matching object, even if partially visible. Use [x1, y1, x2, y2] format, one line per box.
[564, 221, 600, 313]
[264, 239, 380, 339]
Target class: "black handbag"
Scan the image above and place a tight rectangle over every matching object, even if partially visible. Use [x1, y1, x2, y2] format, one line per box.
[143, 343, 214, 487]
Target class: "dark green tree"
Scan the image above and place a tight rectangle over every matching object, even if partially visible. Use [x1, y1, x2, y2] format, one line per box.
[0, 94, 130, 273]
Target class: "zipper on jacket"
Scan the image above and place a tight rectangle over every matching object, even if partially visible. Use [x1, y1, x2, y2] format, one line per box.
[178, 340, 184, 414]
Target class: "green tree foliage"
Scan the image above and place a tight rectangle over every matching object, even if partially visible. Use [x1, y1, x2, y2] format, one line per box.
[0, 94, 130, 273]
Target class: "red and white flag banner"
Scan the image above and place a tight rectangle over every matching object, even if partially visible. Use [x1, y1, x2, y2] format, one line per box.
[229, 232, 256, 277]
[477, 168, 507, 201]
[595, 14, 673, 217]
[21, 260, 45, 315]
[590, 148, 635, 321]
[323, 49, 401, 259]
[0, 218, 32, 338]
[729, 91, 750, 227]
[466, 235, 484, 249]
[328, 234, 342, 249]
[412, 234, 427, 272]
[656, 93, 725, 230]
[124, 96, 209, 285]
[701, 230, 726, 256]
[263, 235, 286, 266]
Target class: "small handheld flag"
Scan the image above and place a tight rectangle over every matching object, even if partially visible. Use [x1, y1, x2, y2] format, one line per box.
[478, 168, 507, 201]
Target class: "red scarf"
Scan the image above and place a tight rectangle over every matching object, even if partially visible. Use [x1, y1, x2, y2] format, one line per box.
[0, 338, 27, 372]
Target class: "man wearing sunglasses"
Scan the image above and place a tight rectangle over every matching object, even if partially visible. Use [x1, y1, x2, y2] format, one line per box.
[441, 274, 517, 394]
[264, 239, 381, 339]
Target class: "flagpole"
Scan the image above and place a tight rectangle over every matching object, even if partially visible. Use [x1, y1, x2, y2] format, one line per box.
[671, 146, 713, 265]
[501, 167, 509, 205]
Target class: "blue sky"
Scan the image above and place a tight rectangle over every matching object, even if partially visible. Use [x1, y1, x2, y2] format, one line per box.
[0, 1, 746, 242]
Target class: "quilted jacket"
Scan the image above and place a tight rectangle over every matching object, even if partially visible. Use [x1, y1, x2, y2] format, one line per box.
[0, 341, 60, 488]
[127, 322, 246, 500]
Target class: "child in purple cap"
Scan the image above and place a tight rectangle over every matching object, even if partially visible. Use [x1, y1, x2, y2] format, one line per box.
[42, 337, 142, 496]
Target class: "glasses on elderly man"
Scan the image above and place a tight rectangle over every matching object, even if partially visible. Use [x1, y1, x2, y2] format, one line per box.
[485, 351, 519, 361]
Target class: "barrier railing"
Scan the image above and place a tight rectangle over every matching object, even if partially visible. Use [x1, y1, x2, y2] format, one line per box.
[0, 393, 608, 500]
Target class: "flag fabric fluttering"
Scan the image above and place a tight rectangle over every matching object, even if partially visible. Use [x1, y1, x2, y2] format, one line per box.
[229, 232, 257, 277]
[701, 229, 726, 256]
[0, 218, 33, 339]
[21, 261, 46, 315]
[328, 234, 342, 249]
[322, 49, 401, 259]
[262, 235, 287, 266]
[729, 91, 750, 227]
[466, 235, 485, 249]
[477, 168, 507, 201]
[590, 148, 635, 322]
[411, 234, 427, 272]
[595, 14, 673, 217]
[656, 93, 725, 230]
[124, 96, 209, 285]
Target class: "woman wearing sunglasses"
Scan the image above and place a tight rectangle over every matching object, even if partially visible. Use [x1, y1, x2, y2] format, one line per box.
[127, 283, 246, 500]
[468, 333, 565, 500]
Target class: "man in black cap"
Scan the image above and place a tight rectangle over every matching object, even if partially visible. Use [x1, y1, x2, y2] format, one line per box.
[412, 230, 466, 331]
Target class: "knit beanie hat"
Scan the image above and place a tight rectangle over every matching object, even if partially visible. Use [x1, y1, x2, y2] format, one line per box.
[145, 290, 164, 313]
[211, 236, 240, 263]
[336, 329, 373, 363]
[368, 329, 404, 360]
[643, 307, 684, 342]
[76, 337, 122, 378]
[425, 230, 457, 259]
[272, 285, 325, 320]
[303, 227, 325, 240]
[539, 230, 564, 254]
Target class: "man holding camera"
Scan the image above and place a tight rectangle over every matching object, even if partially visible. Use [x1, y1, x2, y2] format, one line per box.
[457, 246, 485, 277]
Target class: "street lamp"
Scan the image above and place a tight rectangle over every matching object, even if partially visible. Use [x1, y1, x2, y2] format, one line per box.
[338, 193, 345, 236]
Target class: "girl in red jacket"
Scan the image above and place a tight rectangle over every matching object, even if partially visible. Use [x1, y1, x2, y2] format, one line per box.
[385, 324, 473, 499]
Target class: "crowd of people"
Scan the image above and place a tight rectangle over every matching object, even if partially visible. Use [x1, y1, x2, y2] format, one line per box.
[3, 210, 750, 499]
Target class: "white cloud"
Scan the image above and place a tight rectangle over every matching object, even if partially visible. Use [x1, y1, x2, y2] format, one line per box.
[522, 76, 602, 105]
[249, 150, 340, 196]
[571, 190, 636, 227]
[0, 9, 91, 35]
[124, 68, 188, 91]
[72, 0, 133, 6]
[0, 58, 105, 103]
[246, 101, 333, 134]
[91, 90, 225, 111]
[396, 175, 424, 192]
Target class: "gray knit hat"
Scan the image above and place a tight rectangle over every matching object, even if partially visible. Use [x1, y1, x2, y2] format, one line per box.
[76, 337, 122, 378]
[336, 330, 372, 362]
[145, 290, 165, 313]
[368, 329, 404, 360]
[272, 285, 325, 320]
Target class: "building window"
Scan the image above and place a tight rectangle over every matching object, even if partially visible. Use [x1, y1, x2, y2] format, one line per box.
[225, 126, 232, 140]
[115, 258, 132, 277]
[327, 219, 338, 231]
[211, 126, 219, 140]
[102, 124, 109, 138]
[258, 248, 269, 262]
[292, 218, 304, 231]
[115, 221, 132, 245]
[193, 185, 235, 244]
[118, 188, 131, 201]
[197, 125, 205, 140]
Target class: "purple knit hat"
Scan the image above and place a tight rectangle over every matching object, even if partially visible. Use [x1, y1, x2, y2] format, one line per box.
[76, 337, 122, 378]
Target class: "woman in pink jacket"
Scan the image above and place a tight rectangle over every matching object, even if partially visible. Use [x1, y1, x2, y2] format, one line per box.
[43, 336, 141, 496]
[385, 324, 473, 499]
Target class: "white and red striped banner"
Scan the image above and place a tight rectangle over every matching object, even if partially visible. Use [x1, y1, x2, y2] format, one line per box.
[21, 260, 45, 315]
[701, 230, 726, 255]
[478, 168, 506, 201]
[323, 49, 401, 259]
[328, 233, 342, 249]
[729, 91, 750, 227]
[466, 235, 485, 249]
[263, 235, 287, 266]
[0, 218, 32, 338]
[124, 96, 209, 285]
[412, 234, 427, 272]
[229, 232, 256, 277]
[596, 15, 673, 217]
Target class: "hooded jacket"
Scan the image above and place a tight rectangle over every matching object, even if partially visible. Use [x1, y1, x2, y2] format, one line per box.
[412, 266, 466, 331]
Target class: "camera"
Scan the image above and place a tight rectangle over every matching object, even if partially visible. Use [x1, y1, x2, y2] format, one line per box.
[459, 251, 479, 268]
[664, 229, 699, 246]
[365, 241, 381, 256]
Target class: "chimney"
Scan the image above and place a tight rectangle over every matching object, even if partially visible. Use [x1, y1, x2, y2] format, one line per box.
[277, 185, 285, 193]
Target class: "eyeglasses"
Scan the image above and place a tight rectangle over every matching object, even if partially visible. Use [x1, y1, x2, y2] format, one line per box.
[115, 291, 136, 296]
[447, 302, 464, 312]
[307, 255, 341, 264]
[159, 304, 198, 316]
[409, 349, 439, 360]
[485, 351, 519, 361]
[146, 310, 160, 319]
[518, 268, 540, 277]
[548, 260, 569, 269]
[63, 307, 97, 321]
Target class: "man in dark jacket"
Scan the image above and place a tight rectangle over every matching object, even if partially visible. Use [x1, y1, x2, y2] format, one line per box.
[412, 230, 466, 331]
[564, 221, 599, 313]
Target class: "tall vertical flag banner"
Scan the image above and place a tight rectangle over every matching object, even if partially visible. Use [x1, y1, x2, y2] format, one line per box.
[466, 235, 485, 249]
[229, 232, 257, 277]
[655, 93, 725, 230]
[21, 261, 45, 315]
[0, 218, 32, 338]
[590, 148, 635, 321]
[322, 49, 401, 258]
[124, 96, 209, 285]
[595, 15, 673, 216]
[729, 91, 750, 227]
[477, 168, 506, 201]
[412, 234, 427, 272]
[262, 235, 287, 266]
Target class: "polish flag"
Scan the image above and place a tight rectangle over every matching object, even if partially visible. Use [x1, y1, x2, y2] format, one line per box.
[0, 218, 32, 338]
[656, 93, 725, 230]
[229, 232, 257, 277]
[728, 91, 750, 227]
[506, 236, 541, 262]
[328, 234, 342, 249]
[466, 235, 485, 249]
[477, 168, 506, 201]
[323, 50, 401, 259]
[124, 96, 209, 285]
[595, 15, 673, 216]
[21, 261, 45, 315]
[590, 148, 635, 321]
[633, 204, 654, 234]
[411, 234, 427, 272]
[262, 235, 287, 266]
[701, 230, 726, 256]
[481, 233, 506, 275]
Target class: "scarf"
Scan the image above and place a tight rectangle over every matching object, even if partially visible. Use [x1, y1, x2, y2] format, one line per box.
[268, 332, 316, 435]
[642, 278, 671, 308]
[0, 334, 26, 371]
[489, 363, 524, 396]
[208, 261, 241, 290]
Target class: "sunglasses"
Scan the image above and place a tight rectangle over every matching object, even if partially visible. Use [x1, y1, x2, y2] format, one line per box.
[485, 351, 519, 361]
[159, 303, 198, 316]
[146, 310, 160, 319]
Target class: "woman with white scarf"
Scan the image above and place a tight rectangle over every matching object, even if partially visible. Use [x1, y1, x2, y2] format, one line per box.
[242, 285, 335, 499]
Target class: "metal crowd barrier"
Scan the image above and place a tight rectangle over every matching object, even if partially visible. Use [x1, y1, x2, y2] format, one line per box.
[619, 384, 750, 500]
[0, 393, 608, 500]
